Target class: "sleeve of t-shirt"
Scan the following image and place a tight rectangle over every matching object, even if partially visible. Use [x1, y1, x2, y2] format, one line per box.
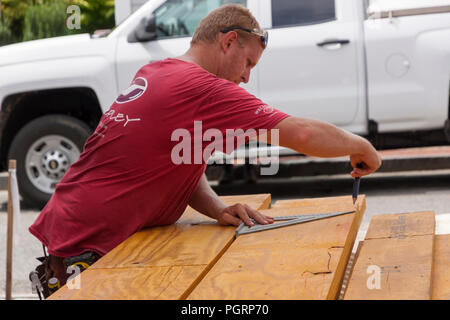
[195, 78, 290, 153]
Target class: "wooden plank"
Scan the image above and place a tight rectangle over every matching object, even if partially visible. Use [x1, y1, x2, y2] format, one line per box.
[272, 195, 356, 211]
[178, 193, 272, 224]
[344, 236, 434, 300]
[344, 212, 435, 300]
[6, 160, 16, 300]
[90, 224, 236, 269]
[49, 265, 206, 300]
[431, 234, 450, 300]
[187, 195, 365, 300]
[48, 194, 271, 300]
[365, 211, 435, 240]
[339, 240, 364, 299]
[90, 194, 271, 269]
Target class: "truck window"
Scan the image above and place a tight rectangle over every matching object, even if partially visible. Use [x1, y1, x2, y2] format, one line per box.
[271, 0, 335, 28]
[154, 0, 247, 39]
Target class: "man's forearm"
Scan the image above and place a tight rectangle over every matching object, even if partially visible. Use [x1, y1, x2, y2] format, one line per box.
[188, 174, 227, 220]
[274, 117, 373, 158]
[188, 174, 274, 227]
[271, 116, 381, 177]
[296, 118, 373, 158]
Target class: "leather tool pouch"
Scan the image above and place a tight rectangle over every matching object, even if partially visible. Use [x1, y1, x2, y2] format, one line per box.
[63, 251, 100, 272]
[30, 248, 100, 299]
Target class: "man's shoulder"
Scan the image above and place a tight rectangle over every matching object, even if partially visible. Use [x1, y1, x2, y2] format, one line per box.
[136, 58, 248, 99]
[139, 58, 220, 83]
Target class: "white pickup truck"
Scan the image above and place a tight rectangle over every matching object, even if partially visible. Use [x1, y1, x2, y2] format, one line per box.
[0, 0, 449, 207]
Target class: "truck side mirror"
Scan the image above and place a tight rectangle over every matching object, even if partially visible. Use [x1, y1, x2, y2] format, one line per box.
[129, 14, 157, 43]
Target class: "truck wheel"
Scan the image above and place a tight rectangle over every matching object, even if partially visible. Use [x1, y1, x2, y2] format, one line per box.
[8, 115, 92, 209]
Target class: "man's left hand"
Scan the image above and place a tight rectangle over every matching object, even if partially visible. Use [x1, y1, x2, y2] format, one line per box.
[217, 203, 274, 227]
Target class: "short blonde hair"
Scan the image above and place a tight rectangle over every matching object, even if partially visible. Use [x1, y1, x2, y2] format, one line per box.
[191, 4, 262, 47]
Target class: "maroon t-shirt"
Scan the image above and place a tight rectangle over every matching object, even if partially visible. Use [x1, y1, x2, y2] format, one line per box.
[29, 58, 290, 257]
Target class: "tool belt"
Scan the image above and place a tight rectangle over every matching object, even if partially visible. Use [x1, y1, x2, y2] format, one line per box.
[29, 245, 100, 299]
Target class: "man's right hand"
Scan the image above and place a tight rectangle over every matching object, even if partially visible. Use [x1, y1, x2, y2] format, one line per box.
[349, 141, 382, 178]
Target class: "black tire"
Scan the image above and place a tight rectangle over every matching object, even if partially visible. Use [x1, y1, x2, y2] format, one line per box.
[8, 115, 92, 209]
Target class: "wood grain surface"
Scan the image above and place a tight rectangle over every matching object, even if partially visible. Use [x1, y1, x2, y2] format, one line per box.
[49, 265, 206, 300]
[344, 211, 435, 300]
[177, 193, 271, 224]
[364, 211, 435, 240]
[272, 195, 356, 210]
[48, 194, 271, 300]
[431, 234, 450, 300]
[187, 196, 366, 300]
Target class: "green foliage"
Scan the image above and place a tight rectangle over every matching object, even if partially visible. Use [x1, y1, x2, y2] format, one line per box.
[1, 0, 32, 42]
[72, 0, 115, 34]
[0, 0, 116, 44]
[0, 15, 15, 46]
[22, 1, 69, 41]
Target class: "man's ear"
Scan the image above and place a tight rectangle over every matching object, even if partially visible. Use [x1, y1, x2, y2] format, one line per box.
[220, 31, 238, 53]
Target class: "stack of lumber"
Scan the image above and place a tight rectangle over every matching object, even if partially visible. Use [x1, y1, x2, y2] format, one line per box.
[49, 194, 365, 300]
[343, 211, 450, 299]
[48, 194, 271, 300]
[188, 195, 364, 300]
[48, 193, 449, 300]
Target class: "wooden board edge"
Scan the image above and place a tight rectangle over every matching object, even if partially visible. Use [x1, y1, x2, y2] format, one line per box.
[257, 193, 272, 210]
[181, 234, 236, 300]
[341, 240, 364, 300]
[429, 233, 437, 300]
[326, 195, 366, 300]
[431, 234, 450, 300]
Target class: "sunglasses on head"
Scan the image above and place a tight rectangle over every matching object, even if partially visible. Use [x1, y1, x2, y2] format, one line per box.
[220, 26, 269, 48]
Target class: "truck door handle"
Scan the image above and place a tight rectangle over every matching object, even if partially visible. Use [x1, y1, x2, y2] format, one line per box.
[316, 39, 350, 48]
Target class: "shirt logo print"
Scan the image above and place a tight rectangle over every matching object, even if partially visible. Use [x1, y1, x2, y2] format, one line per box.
[263, 105, 274, 114]
[115, 77, 148, 104]
[255, 104, 273, 115]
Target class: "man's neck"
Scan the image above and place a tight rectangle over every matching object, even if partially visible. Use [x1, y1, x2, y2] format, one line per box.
[177, 45, 219, 76]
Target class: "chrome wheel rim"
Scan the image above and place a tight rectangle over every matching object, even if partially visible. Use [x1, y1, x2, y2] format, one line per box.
[25, 135, 80, 194]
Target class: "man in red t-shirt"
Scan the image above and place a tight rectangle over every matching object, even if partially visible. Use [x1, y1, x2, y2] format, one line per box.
[29, 4, 381, 297]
